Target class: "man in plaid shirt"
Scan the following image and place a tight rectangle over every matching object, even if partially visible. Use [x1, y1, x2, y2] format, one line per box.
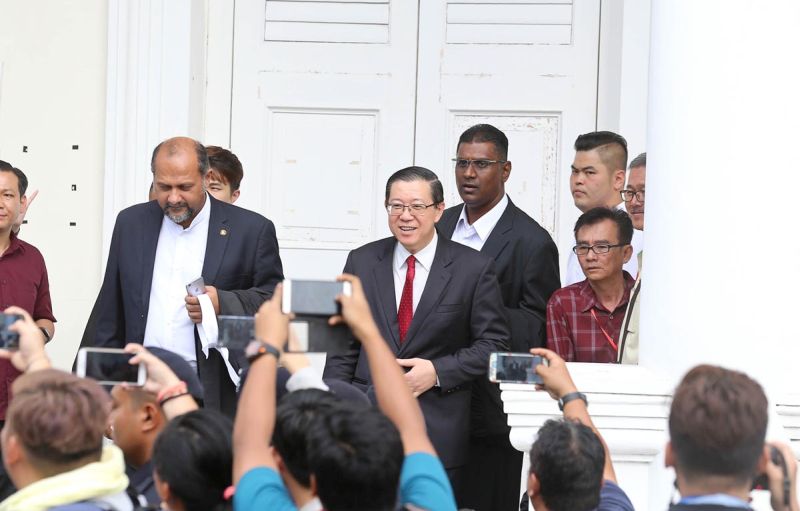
[546, 208, 635, 363]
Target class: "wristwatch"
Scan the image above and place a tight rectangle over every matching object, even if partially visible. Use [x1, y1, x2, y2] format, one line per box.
[39, 327, 52, 343]
[558, 391, 588, 411]
[245, 339, 280, 363]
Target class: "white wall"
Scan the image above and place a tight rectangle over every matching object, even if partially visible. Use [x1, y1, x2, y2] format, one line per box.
[0, 0, 107, 369]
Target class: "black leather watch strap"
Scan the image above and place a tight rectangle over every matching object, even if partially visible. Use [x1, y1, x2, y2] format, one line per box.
[245, 340, 280, 363]
[558, 391, 587, 411]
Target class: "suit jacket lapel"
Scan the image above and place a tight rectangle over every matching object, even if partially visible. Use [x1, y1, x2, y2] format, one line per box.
[202, 196, 230, 284]
[373, 240, 401, 351]
[141, 202, 164, 309]
[436, 205, 460, 237]
[480, 200, 515, 260]
[400, 239, 453, 355]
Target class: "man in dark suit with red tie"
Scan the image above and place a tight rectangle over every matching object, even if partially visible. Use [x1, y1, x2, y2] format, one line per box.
[324, 166, 510, 505]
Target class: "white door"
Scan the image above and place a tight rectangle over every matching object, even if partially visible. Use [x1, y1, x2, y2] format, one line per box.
[231, 0, 600, 279]
[414, 0, 600, 263]
[231, 0, 419, 279]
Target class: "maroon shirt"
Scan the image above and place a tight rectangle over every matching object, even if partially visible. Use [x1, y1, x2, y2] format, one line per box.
[546, 273, 635, 363]
[0, 232, 56, 419]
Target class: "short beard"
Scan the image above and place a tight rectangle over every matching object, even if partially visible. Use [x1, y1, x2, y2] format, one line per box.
[163, 203, 194, 225]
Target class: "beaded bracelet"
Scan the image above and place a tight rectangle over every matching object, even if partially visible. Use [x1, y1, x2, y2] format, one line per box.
[157, 381, 188, 404]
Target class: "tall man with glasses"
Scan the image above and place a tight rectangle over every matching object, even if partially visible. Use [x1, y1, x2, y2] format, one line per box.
[564, 131, 643, 285]
[546, 207, 635, 363]
[324, 166, 510, 506]
[618, 153, 646, 364]
[437, 124, 560, 511]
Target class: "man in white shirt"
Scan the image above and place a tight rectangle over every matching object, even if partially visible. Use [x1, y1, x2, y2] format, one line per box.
[324, 166, 510, 506]
[564, 131, 643, 286]
[94, 137, 284, 416]
[437, 124, 560, 511]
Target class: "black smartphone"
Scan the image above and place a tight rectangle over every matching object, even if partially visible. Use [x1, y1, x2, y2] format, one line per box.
[0, 313, 23, 350]
[281, 280, 352, 316]
[751, 445, 785, 490]
[76, 348, 146, 386]
[286, 316, 353, 355]
[488, 353, 545, 384]
[217, 315, 255, 350]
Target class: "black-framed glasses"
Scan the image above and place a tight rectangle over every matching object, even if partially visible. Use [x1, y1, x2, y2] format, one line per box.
[572, 243, 627, 256]
[620, 190, 645, 202]
[386, 203, 438, 216]
[451, 158, 507, 170]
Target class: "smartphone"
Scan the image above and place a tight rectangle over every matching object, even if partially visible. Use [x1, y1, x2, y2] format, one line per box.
[281, 280, 352, 316]
[285, 317, 353, 355]
[186, 276, 206, 297]
[751, 445, 785, 490]
[217, 315, 255, 350]
[0, 313, 23, 350]
[76, 347, 146, 386]
[488, 353, 545, 384]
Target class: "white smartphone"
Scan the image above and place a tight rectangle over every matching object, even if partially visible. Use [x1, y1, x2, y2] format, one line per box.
[186, 276, 206, 297]
[488, 353, 545, 384]
[76, 347, 146, 386]
[281, 280, 352, 316]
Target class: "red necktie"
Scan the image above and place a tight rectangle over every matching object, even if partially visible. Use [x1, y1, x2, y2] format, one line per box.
[398, 255, 416, 342]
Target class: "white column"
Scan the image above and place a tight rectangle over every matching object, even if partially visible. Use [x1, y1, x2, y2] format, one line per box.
[640, 0, 800, 408]
[102, 0, 206, 267]
[506, 2, 800, 509]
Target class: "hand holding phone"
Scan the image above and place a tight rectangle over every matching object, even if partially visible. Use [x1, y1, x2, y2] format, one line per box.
[0, 312, 23, 350]
[0, 307, 49, 372]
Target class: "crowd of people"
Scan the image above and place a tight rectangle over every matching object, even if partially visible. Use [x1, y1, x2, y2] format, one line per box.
[0, 124, 795, 511]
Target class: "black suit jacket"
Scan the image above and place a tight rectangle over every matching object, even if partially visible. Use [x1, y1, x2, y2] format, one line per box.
[323, 236, 510, 468]
[94, 195, 283, 391]
[437, 199, 560, 436]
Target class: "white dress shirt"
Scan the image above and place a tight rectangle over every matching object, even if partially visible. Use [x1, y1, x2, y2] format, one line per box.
[563, 202, 644, 286]
[393, 232, 438, 314]
[451, 194, 509, 251]
[143, 195, 210, 364]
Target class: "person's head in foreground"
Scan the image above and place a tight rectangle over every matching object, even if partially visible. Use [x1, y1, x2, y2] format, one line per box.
[1, 369, 131, 507]
[667, 365, 771, 501]
[205, 145, 243, 204]
[152, 408, 233, 511]
[304, 401, 404, 511]
[527, 419, 606, 511]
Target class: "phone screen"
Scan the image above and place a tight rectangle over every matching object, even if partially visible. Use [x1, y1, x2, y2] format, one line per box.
[489, 353, 544, 384]
[217, 315, 255, 350]
[0, 313, 22, 349]
[79, 349, 143, 386]
[288, 281, 345, 316]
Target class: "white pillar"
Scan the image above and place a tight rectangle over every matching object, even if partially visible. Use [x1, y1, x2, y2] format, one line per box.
[640, 0, 800, 403]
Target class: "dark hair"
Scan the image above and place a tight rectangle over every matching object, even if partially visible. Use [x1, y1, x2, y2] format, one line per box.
[574, 131, 628, 172]
[0, 160, 29, 196]
[669, 365, 768, 484]
[457, 124, 509, 160]
[384, 166, 444, 205]
[629, 152, 646, 170]
[574, 207, 633, 245]
[8, 370, 108, 473]
[306, 403, 404, 511]
[529, 419, 605, 511]
[273, 389, 348, 487]
[206, 146, 244, 191]
[152, 409, 233, 511]
[150, 138, 210, 177]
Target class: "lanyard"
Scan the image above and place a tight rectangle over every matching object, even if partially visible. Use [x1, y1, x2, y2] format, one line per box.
[590, 309, 618, 352]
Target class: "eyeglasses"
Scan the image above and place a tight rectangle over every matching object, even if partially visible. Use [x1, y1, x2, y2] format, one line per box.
[386, 203, 438, 216]
[572, 243, 627, 256]
[620, 190, 645, 202]
[451, 158, 507, 170]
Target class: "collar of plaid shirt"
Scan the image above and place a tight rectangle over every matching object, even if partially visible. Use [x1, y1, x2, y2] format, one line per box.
[576, 271, 637, 314]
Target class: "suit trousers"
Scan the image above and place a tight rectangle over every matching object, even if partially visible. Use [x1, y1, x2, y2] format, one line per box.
[195, 342, 238, 418]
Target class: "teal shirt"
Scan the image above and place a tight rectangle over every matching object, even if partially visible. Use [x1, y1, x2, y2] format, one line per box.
[234, 452, 457, 511]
